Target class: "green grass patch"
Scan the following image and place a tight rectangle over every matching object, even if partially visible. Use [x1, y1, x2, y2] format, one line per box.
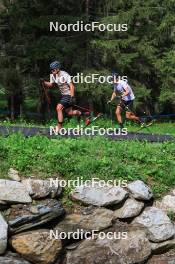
[167, 209, 175, 221]
[0, 132, 174, 198]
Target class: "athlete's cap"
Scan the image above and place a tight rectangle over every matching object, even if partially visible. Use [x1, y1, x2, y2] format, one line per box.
[112, 71, 119, 77]
[50, 61, 61, 70]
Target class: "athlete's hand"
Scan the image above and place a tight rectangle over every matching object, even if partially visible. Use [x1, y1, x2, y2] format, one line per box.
[40, 78, 45, 83]
[121, 93, 126, 99]
[70, 96, 76, 105]
[40, 78, 47, 87]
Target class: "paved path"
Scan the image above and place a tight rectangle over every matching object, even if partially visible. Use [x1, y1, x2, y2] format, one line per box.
[0, 125, 174, 142]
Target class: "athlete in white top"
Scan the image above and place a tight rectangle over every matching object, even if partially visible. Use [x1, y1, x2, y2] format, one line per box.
[108, 72, 141, 128]
[50, 70, 72, 96]
[44, 61, 81, 131]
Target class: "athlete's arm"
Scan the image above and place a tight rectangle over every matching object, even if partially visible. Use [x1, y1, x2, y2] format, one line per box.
[122, 85, 129, 98]
[44, 81, 55, 88]
[110, 92, 117, 101]
[69, 82, 75, 97]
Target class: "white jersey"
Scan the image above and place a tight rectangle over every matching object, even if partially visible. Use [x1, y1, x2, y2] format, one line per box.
[114, 80, 135, 101]
[50, 70, 72, 96]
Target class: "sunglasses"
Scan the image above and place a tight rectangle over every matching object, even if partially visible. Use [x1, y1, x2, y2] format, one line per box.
[51, 69, 58, 73]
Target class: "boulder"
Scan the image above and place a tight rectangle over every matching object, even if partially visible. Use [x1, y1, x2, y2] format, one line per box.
[147, 251, 175, 264]
[0, 200, 9, 211]
[127, 180, 153, 201]
[0, 180, 32, 204]
[22, 179, 62, 199]
[71, 181, 128, 206]
[0, 213, 8, 255]
[160, 195, 175, 213]
[6, 199, 65, 234]
[151, 238, 175, 254]
[113, 198, 144, 219]
[0, 252, 32, 263]
[54, 207, 114, 236]
[0, 200, 7, 205]
[10, 229, 62, 264]
[8, 168, 21, 182]
[65, 229, 152, 264]
[132, 207, 175, 242]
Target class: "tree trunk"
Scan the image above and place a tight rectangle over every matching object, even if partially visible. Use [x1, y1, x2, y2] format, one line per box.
[85, 0, 89, 68]
[10, 95, 15, 120]
[86, 0, 89, 16]
[19, 103, 23, 119]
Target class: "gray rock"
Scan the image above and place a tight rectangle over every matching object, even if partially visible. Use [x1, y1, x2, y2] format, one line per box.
[65, 241, 82, 250]
[65, 229, 151, 264]
[0, 252, 32, 264]
[0, 180, 32, 204]
[151, 238, 175, 254]
[0, 200, 9, 211]
[6, 199, 65, 234]
[127, 180, 153, 200]
[8, 168, 21, 182]
[0, 200, 7, 205]
[22, 179, 62, 199]
[132, 207, 175, 242]
[113, 198, 144, 219]
[160, 195, 175, 213]
[10, 229, 62, 264]
[147, 251, 175, 264]
[55, 207, 114, 236]
[0, 213, 8, 255]
[71, 181, 128, 206]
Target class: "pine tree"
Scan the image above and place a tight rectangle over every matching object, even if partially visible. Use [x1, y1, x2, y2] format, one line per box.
[0, 0, 174, 119]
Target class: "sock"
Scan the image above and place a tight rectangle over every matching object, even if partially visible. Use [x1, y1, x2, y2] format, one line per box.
[81, 111, 90, 117]
[119, 123, 124, 129]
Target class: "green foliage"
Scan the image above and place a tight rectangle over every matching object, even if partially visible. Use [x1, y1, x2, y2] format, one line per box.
[0, 0, 174, 118]
[167, 209, 175, 221]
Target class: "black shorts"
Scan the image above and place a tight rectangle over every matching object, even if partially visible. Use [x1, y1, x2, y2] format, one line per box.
[59, 95, 72, 109]
[118, 99, 134, 112]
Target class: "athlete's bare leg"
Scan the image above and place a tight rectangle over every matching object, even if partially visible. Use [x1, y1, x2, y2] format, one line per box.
[115, 106, 123, 127]
[65, 107, 81, 117]
[126, 111, 140, 122]
[56, 103, 64, 131]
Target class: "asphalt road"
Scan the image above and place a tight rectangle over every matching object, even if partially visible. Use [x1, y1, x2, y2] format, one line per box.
[0, 125, 174, 143]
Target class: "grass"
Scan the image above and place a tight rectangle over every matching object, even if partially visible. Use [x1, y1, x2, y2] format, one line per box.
[128, 122, 175, 136]
[167, 210, 175, 221]
[0, 122, 174, 198]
